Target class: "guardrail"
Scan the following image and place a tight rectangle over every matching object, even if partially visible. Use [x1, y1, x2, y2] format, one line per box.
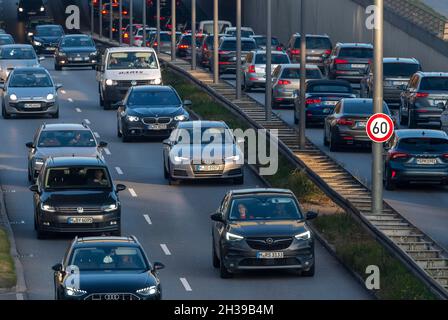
[384, 0, 448, 40]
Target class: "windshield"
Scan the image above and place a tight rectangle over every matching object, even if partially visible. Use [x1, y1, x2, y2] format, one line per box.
[398, 138, 448, 153]
[281, 68, 322, 79]
[220, 40, 256, 51]
[0, 47, 36, 60]
[38, 130, 96, 147]
[344, 102, 390, 115]
[9, 71, 52, 87]
[420, 77, 448, 91]
[254, 37, 280, 47]
[0, 35, 13, 45]
[128, 90, 180, 107]
[294, 37, 332, 49]
[226, 30, 254, 37]
[60, 37, 94, 48]
[384, 63, 420, 77]
[107, 51, 158, 70]
[175, 127, 235, 145]
[308, 84, 352, 93]
[255, 53, 290, 65]
[36, 26, 63, 37]
[339, 47, 373, 58]
[45, 167, 111, 189]
[229, 195, 302, 221]
[70, 246, 148, 271]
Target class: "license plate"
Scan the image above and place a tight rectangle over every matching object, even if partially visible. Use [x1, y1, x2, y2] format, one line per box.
[416, 158, 437, 165]
[67, 217, 93, 224]
[28, 12, 36, 15]
[393, 81, 407, 86]
[46, 47, 56, 51]
[74, 57, 83, 61]
[257, 252, 284, 259]
[324, 101, 337, 105]
[351, 64, 365, 68]
[148, 124, 167, 130]
[24, 103, 41, 108]
[195, 165, 223, 171]
[307, 56, 320, 61]
[356, 121, 367, 128]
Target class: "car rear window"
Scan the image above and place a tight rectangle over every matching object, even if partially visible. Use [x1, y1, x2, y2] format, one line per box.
[384, 63, 420, 77]
[294, 37, 331, 49]
[308, 84, 352, 93]
[338, 47, 373, 58]
[254, 37, 280, 47]
[398, 138, 448, 153]
[281, 68, 322, 79]
[419, 77, 448, 91]
[225, 30, 254, 38]
[255, 53, 290, 65]
[180, 35, 203, 46]
[220, 40, 256, 51]
[45, 167, 111, 189]
[343, 102, 390, 115]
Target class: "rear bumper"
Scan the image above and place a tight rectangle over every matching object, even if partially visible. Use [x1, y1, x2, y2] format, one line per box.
[389, 166, 448, 183]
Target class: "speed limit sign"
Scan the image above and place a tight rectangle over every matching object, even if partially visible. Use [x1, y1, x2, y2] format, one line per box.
[366, 113, 394, 143]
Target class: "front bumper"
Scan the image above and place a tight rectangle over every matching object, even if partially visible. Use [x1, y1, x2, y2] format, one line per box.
[55, 55, 97, 67]
[170, 162, 244, 180]
[6, 100, 58, 115]
[60, 291, 161, 301]
[123, 120, 179, 137]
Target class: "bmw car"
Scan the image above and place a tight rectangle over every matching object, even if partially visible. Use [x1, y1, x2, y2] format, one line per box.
[55, 34, 98, 70]
[52, 236, 164, 300]
[0, 44, 43, 82]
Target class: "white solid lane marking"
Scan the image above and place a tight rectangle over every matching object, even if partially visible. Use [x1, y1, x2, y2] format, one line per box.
[143, 214, 152, 225]
[180, 278, 192, 292]
[75, 108, 81, 113]
[115, 167, 123, 175]
[104, 148, 111, 155]
[83, 119, 91, 125]
[16, 293, 24, 300]
[160, 244, 171, 256]
[68, 98, 74, 103]
[129, 188, 137, 197]
[94, 132, 100, 138]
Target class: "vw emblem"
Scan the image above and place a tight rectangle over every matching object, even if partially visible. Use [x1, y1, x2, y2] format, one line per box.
[77, 207, 84, 214]
[131, 80, 137, 86]
[266, 238, 274, 245]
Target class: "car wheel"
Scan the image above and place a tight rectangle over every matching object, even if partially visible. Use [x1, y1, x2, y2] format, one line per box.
[163, 160, 169, 179]
[103, 100, 111, 110]
[99, 90, 104, 107]
[2, 104, 10, 119]
[294, 114, 299, 125]
[117, 120, 122, 138]
[234, 175, 244, 185]
[323, 127, 329, 146]
[91, 65, 96, 70]
[122, 132, 130, 142]
[408, 110, 416, 129]
[219, 254, 232, 278]
[385, 168, 396, 191]
[329, 129, 339, 152]
[301, 264, 315, 277]
[168, 174, 179, 186]
[212, 244, 220, 269]
[51, 110, 59, 119]
[36, 223, 48, 240]
[399, 106, 407, 126]
[54, 64, 62, 71]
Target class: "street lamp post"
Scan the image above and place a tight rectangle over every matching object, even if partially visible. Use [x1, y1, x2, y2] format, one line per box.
[299, 0, 306, 149]
[235, 0, 242, 100]
[156, 0, 160, 54]
[99, 0, 103, 38]
[171, 0, 176, 61]
[109, 0, 113, 41]
[213, 0, 219, 83]
[265, 0, 272, 121]
[119, 0, 123, 45]
[130, 0, 134, 46]
[143, 0, 147, 47]
[91, 0, 94, 36]
[372, 0, 384, 215]
[191, 0, 197, 70]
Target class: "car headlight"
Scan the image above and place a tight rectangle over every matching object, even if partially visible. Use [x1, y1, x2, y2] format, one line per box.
[18, 7, 24, 12]
[225, 232, 244, 241]
[126, 115, 140, 122]
[89, 51, 98, 57]
[46, 93, 54, 100]
[58, 51, 66, 57]
[173, 156, 189, 163]
[101, 203, 118, 212]
[105, 79, 117, 86]
[9, 94, 18, 101]
[153, 78, 162, 85]
[40, 6, 45, 12]
[295, 230, 311, 240]
[174, 114, 188, 121]
[34, 157, 44, 166]
[40, 203, 56, 212]
[136, 286, 158, 296]
[225, 155, 240, 162]
[27, 32, 33, 37]
[34, 40, 42, 46]
[65, 287, 87, 297]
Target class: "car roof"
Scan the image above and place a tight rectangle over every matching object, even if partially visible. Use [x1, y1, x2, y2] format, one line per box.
[221, 36, 255, 41]
[73, 236, 140, 247]
[46, 157, 106, 167]
[253, 50, 287, 55]
[395, 129, 448, 139]
[0, 44, 33, 49]
[251, 35, 279, 39]
[342, 98, 387, 107]
[293, 33, 330, 38]
[62, 34, 92, 38]
[416, 71, 448, 77]
[229, 188, 295, 196]
[177, 120, 229, 129]
[36, 24, 63, 29]
[281, 63, 320, 69]
[226, 27, 253, 30]
[106, 46, 156, 53]
[336, 42, 373, 48]
[306, 79, 352, 86]
[131, 85, 174, 92]
[383, 57, 420, 64]
[41, 123, 91, 131]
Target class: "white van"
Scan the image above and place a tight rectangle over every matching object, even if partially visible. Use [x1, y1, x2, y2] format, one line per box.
[198, 20, 232, 35]
[96, 47, 162, 109]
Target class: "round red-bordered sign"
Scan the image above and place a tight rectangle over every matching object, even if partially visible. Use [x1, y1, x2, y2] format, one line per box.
[366, 113, 394, 143]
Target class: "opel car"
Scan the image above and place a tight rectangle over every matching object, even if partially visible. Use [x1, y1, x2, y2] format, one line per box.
[55, 34, 98, 70]
[52, 236, 164, 300]
[211, 188, 318, 278]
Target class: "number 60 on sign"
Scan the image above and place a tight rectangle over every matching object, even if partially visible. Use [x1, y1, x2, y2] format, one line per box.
[366, 113, 394, 143]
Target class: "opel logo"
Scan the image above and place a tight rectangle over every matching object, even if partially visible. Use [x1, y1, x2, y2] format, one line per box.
[131, 80, 137, 86]
[266, 238, 274, 245]
[77, 207, 84, 214]
[103, 294, 120, 300]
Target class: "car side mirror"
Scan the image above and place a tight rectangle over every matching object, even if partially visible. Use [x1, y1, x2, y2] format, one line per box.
[98, 141, 108, 148]
[29, 185, 39, 193]
[52, 263, 63, 272]
[211, 212, 224, 222]
[114, 100, 124, 108]
[162, 139, 172, 146]
[38, 56, 45, 61]
[26, 142, 34, 148]
[116, 184, 126, 192]
[152, 262, 165, 271]
[306, 211, 318, 220]
[55, 83, 63, 90]
[183, 100, 192, 106]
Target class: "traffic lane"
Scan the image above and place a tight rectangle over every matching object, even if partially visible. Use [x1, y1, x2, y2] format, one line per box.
[223, 77, 448, 250]
[0, 0, 27, 43]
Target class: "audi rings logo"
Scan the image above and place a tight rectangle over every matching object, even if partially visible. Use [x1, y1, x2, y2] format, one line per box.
[77, 207, 84, 214]
[265, 238, 274, 245]
[103, 294, 121, 300]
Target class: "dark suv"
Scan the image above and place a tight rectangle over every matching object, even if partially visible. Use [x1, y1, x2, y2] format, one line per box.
[399, 72, 448, 128]
[211, 188, 318, 278]
[286, 33, 332, 69]
[17, 0, 46, 21]
[361, 57, 421, 107]
[52, 236, 165, 300]
[30, 157, 126, 239]
[325, 43, 373, 84]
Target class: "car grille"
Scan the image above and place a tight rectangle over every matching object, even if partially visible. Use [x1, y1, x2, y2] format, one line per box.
[246, 237, 293, 250]
[56, 207, 103, 214]
[117, 80, 152, 87]
[239, 258, 300, 267]
[84, 293, 141, 301]
[10, 101, 54, 112]
[142, 117, 172, 124]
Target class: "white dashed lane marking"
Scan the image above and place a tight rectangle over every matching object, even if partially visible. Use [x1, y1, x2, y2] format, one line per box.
[68, 98, 74, 103]
[160, 244, 171, 256]
[83, 119, 91, 125]
[115, 167, 123, 175]
[143, 214, 152, 225]
[104, 148, 111, 155]
[75, 108, 81, 113]
[180, 278, 192, 292]
[94, 132, 100, 138]
[128, 188, 137, 197]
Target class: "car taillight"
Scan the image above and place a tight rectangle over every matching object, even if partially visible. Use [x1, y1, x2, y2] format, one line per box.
[101, 10, 107, 14]
[178, 44, 189, 49]
[277, 79, 291, 85]
[276, 46, 283, 51]
[123, 10, 128, 15]
[153, 41, 158, 47]
[389, 152, 410, 160]
[306, 98, 322, 105]
[443, 153, 448, 159]
[134, 36, 142, 40]
[416, 92, 429, 98]
[291, 49, 300, 55]
[337, 118, 354, 126]
[248, 65, 256, 73]
[334, 58, 348, 64]
[219, 51, 230, 55]
[324, 49, 331, 55]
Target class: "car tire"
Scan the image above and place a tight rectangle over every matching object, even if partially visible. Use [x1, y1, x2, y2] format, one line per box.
[385, 168, 396, 191]
[234, 175, 244, 185]
[301, 264, 315, 277]
[323, 128, 329, 146]
[122, 132, 130, 143]
[163, 161, 169, 179]
[28, 168, 33, 182]
[99, 90, 104, 107]
[408, 110, 417, 129]
[168, 174, 179, 186]
[2, 103, 10, 119]
[103, 100, 111, 110]
[54, 64, 62, 71]
[399, 106, 407, 126]
[294, 114, 299, 125]
[51, 110, 59, 119]
[329, 130, 339, 152]
[92, 65, 96, 70]
[36, 223, 48, 240]
[219, 255, 232, 279]
[212, 244, 220, 269]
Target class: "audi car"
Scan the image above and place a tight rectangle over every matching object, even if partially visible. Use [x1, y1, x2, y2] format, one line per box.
[176, 33, 204, 58]
[286, 33, 332, 69]
[54, 34, 98, 70]
[31, 24, 65, 54]
[30, 157, 126, 238]
[211, 188, 318, 278]
[323, 98, 392, 151]
[1, 67, 61, 119]
[116, 85, 190, 141]
[0, 44, 43, 82]
[53, 236, 164, 300]
[26, 123, 108, 181]
[162, 121, 244, 185]
[384, 130, 448, 190]
[294, 79, 356, 126]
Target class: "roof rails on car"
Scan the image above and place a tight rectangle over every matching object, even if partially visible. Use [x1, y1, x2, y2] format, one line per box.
[81, 121, 89, 128]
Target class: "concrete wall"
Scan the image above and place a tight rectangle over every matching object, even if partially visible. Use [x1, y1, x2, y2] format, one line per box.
[243, 0, 448, 72]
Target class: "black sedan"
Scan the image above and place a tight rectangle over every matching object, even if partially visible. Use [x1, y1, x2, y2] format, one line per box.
[211, 188, 318, 278]
[31, 24, 64, 54]
[384, 129, 448, 190]
[54, 34, 98, 70]
[117, 85, 190, 142]
[294, 79, 356, 127]
[52, 236, 164, 300]
[324, 98, 393, 151]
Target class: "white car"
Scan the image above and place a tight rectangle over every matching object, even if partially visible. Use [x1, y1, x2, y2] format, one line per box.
[224, 27, 255, 38]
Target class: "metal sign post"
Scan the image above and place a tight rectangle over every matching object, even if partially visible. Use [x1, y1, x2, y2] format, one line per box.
[235, 0, 242, 99]
[299, 0, 306, 149]
[191, 0, 197, 70]
[265, 0, 272, 121]
[171, 0, 176, 61]
[213, 0, 219, 83]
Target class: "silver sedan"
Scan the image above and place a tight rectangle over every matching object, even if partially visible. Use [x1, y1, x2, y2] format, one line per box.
[1, 67, 61, 118]
[0, 44, 43, 82]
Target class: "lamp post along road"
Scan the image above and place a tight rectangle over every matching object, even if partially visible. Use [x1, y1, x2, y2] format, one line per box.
[91, 0, 94, 35]
[156, 0, 160, 54]
[109, 0, 113, 41]
[143, 0, 147, 47]
[372, 0, 384, 215]
[299, 0, 306, 149]
[171, 0, 176, 61]
[99, 0, 103, 38]
[130, 0, 134, 46]
[119, 0, 123, 45]
[235, 0, 242, 99]
[265, 0, 272, 121]
[213, 0, 219, 83]
[191, 0, 197, 70]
